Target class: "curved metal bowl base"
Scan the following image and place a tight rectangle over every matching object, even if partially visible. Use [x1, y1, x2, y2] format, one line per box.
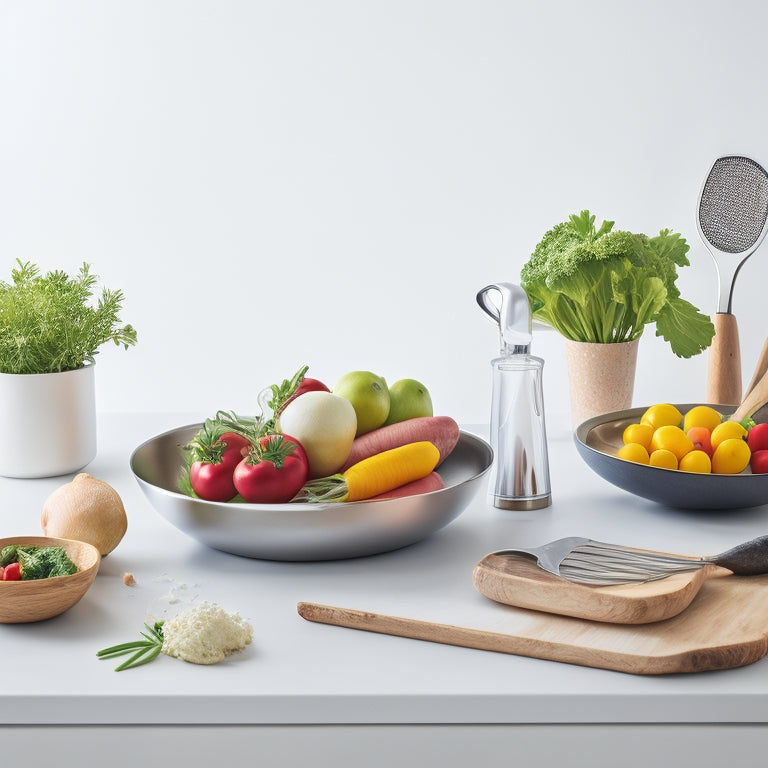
[130, 425, 493, 561]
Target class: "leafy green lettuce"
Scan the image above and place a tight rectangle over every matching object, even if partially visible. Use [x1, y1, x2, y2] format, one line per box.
[520, 210, 715, 357]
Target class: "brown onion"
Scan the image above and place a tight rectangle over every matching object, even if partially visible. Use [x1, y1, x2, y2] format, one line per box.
[41, 473, 127, 555]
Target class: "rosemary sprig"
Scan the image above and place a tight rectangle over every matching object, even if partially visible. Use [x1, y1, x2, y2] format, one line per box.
[97, 621, 165, 671]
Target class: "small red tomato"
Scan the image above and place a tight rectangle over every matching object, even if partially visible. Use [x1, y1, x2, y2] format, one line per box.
[751, 449, 768, 474]
[218, 432, 251, 466]
[748, 423, 768, 454]
[283, 377, 330, 411]
[687, 426, 713, 457]
[190, 460, 238, 502]
[233, 434, 309, 503]
[4, 562, 21, 581]
[0, 566, 4, 579]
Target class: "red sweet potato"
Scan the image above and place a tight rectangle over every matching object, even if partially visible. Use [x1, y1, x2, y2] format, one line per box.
[341, 416, 460, 472]
[368, 471, 444, 500]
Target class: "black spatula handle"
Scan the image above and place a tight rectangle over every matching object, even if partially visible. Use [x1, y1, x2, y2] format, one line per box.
[714, 535, 768, 575]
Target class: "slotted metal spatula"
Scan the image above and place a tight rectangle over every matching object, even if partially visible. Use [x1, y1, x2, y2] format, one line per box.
[698, 155, 768, 405]
[495, 535, 768, 585]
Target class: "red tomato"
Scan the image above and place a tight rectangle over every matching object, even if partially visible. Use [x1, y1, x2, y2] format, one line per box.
[219, 432, 251, 466]
[748, 423, 768, 454]
[190, 460, 238, 502]
[751, 449, 768, 474]
[282, 377, 330, 411]
[186, 426, 250, 502]
[3, 562, 21, 581]
[233, 434, 309, 503]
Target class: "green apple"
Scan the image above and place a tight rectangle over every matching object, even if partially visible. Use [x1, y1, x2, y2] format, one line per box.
[332, 371, 390, 436]
[383, 378, 433, 426]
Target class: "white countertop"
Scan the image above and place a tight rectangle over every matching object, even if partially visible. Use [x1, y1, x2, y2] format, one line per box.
[3, 412, 768, 727]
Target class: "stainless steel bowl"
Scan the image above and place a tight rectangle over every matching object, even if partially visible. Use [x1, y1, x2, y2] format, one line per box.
[130, 424, 493, 560]
[574, 404, 768, 510]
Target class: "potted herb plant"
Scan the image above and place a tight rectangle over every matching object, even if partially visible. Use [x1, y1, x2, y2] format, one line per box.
[0, 260, 136, 477]
[520, 211, 715, 427]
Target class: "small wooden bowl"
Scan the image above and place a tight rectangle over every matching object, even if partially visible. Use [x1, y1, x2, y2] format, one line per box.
[0, 536, 101, 623]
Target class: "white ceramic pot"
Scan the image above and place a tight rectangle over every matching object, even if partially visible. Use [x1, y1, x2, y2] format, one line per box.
[0, 364, 96, 478]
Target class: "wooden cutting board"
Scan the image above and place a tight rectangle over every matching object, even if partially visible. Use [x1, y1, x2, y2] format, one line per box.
[299, 572, 768, 674]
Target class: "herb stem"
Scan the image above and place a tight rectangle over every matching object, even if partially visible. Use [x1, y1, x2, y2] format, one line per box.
[97, 621, 165, 671]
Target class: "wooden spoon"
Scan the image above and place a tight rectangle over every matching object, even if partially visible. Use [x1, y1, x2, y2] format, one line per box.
[743, 336, 768, 400]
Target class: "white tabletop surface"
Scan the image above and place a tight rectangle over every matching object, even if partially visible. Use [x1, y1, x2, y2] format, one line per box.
[2, 411, 768, 727]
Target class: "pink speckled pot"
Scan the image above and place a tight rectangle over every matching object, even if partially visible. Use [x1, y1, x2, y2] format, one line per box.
[564, 339, 639, 430]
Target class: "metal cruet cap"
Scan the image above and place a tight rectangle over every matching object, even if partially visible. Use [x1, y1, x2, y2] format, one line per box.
[476, 282, 532, 356]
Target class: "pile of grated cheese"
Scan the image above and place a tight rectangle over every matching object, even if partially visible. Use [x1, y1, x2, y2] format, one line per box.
[161, 601, 254, 665]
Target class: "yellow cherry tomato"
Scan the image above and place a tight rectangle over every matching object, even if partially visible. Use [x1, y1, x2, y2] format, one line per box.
[649, 449, 678, 469]
[710, 420, 748, 451]
[678, 449, 712, 474]
[711, 438, 751, 474]
[616, 443, 650, 464]
[640, 404, 682, 430]
[650, 425, 694, 461]
[621, 423, 654, 452]
[683, 405, 722, 433]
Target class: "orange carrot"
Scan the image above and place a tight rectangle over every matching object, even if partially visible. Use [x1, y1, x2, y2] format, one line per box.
[302, 441, 440, 503]
[341, 416, 459, 472]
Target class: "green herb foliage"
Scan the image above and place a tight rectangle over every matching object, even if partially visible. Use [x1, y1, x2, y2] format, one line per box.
[0, 259, 137, 373]
[0, 545, 78, 578]
[97, 622, 165, 671]
[18, 546, 78, 579]
[520, 211, 715, 357]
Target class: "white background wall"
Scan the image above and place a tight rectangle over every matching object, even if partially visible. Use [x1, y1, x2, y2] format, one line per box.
[2, 0, 767, 429]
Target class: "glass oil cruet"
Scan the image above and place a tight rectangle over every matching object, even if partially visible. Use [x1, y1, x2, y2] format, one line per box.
[476, 282, 551, 510]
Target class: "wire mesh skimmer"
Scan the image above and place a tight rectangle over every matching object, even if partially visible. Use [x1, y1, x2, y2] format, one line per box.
[495, 535, 768, 585]
[698, 155, 768, 404]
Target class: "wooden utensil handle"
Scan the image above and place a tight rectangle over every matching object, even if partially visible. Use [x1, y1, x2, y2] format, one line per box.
[706, 313, 742, 405]
[744, 336, 768, 400]
[298, 601, 594, 668]
[731, 367, 768, 422]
